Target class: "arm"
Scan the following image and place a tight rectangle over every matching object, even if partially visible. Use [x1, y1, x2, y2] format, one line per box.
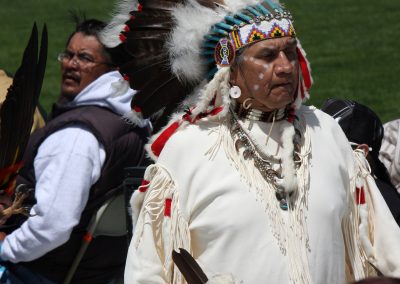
[345, 150, 400, 279]
[124, 164, 191, 284]
[0, 126, 105, 262]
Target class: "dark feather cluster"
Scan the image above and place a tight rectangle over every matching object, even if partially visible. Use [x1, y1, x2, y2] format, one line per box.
[110, 0, 222, 131]
[0, 24, 47, 194]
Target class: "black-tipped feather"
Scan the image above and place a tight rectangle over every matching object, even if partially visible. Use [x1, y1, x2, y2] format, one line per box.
[0, 23, 47, 191]
[108, 0, 223, 129]
[172, 248, 208, 284]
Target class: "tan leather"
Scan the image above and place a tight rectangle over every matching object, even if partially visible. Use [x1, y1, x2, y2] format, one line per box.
[0, 69, 46, 132]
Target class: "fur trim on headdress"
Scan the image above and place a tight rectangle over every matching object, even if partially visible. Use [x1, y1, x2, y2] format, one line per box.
[100, 0, 138, 48]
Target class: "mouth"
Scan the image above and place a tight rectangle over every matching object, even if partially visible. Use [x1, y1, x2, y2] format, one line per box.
[62, 73, 80, 85]
[273, 82, 292, 89]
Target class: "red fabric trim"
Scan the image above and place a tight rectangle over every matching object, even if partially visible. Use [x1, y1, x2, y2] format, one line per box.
[164, 198, 172, 217]
[123, 74, 130, 81]
[150, 106, 224, 158]
[0, 162, 24, 196]
[119, 33, 127, 42]
[151, 121, 181, 157]
[124, 25, 130, 32]
[83, 233, 93, 243]
[356, 186, 366, 205]
[133, 106, 142, 113]
[139, 180, 149, 193]
[297, 47, 312, 91]
[137, 4, 143, 12]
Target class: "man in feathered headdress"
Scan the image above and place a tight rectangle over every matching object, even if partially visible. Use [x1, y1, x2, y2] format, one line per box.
[102, 0, 400, 283]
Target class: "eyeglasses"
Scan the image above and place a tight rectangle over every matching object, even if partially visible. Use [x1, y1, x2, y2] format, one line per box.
[57, 51, 114, 67]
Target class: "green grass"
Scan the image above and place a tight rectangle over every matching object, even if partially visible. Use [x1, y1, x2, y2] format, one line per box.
[0, 0, 115, 112]
[1, 0, 399, 122]
[285, 0, 400, 122]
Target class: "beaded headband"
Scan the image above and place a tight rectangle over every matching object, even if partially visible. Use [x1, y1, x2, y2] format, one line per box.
[202, 0, 295, 77]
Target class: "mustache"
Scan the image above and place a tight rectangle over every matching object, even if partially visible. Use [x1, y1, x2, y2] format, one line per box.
[62, 71, 80, 82]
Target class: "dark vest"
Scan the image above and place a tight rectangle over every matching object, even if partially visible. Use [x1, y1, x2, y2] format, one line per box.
[15, 104, 148, 283]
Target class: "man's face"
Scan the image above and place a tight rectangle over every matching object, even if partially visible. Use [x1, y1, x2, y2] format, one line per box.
[230, 37, 299, 112]
[60, 32, 113, 100]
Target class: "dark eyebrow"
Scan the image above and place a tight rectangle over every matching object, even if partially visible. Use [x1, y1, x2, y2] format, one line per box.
[286, 38, 298, 47]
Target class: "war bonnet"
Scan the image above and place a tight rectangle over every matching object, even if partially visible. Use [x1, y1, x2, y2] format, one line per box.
[101, 0, 312, 130]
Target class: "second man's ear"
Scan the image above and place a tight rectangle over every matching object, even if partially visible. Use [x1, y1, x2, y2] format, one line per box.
[356, 144, 370, 157]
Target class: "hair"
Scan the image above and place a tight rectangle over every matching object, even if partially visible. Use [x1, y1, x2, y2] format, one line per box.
[321, 99, 393, 185]
[65, 12, 114, 65]
[353, 277, 400, 284]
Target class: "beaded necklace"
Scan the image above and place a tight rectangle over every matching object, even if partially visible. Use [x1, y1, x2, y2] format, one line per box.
[229, 107, 302, 210]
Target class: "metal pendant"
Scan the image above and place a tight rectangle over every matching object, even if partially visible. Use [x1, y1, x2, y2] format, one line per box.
[279, 198, 288, 211]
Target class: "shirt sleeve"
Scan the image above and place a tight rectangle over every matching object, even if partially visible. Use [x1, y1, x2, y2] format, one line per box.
[124, 164, 190, 284]
[0, 125, 105, 262]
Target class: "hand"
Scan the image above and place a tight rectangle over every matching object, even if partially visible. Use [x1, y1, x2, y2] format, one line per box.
[0, 195, 12, 226]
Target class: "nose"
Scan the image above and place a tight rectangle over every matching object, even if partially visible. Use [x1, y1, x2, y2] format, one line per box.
[62, 56, 79, 69]
[275, 51, 294, 75]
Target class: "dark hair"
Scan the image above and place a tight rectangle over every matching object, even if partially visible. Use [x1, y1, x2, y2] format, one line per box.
[321, 99, 392, 184]
[353, 277, 400, 284]
[64, 13, 114, 65]
[66, 15, 107, 46]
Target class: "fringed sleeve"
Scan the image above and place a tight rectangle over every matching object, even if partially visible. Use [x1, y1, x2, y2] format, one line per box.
[343, 150, 400, 282]
[124, 164, 191, 284]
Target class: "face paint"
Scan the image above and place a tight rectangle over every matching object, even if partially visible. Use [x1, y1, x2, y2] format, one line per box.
[263, 64, 270, 69]
[253, 84, 260, 91]
[258, 73, 264, 80]
[243, 56, 249, 61]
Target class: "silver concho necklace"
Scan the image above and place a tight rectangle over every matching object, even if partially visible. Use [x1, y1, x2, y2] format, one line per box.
[229, 107, 302, 210]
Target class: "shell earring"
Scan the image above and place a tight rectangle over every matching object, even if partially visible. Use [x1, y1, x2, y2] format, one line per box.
[229, 85, 242, 99]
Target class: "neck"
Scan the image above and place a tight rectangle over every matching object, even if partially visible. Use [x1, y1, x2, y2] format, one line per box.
[234, 103, 288, 123]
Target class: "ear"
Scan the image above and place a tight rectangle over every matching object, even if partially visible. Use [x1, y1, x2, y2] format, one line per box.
[356, 144, 370, 157]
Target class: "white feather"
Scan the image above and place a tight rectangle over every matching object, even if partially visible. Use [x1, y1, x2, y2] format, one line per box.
[168, 0, 267, 83]
[122, 110, 149, 128]
[100, 0, 138, 48]
[168, 2, 225, 83]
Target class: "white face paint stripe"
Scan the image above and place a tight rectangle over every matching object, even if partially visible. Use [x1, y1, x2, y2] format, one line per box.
[253, 84, 260, 91]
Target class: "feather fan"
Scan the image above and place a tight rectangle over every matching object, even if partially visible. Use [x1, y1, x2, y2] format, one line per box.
[0, 23, 47, 216]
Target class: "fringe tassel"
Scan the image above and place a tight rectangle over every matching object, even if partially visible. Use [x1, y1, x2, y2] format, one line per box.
[132, 165, 191, 284]
[343, 150, 377, 281]
[207, 112, 313, 283]
[286, 116, 313, 284]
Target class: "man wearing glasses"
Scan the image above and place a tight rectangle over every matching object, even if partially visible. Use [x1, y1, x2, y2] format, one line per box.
[0, 18, 148, 283]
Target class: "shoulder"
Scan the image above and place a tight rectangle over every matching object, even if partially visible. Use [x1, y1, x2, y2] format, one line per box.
[161, 121, 220, 162]
[38, 126, 101, 157]
[299, 105, 343, 131]
[299, 104, 354, 164]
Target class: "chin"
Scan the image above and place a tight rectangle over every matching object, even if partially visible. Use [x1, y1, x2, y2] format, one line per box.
[61, 88, 79, 101]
